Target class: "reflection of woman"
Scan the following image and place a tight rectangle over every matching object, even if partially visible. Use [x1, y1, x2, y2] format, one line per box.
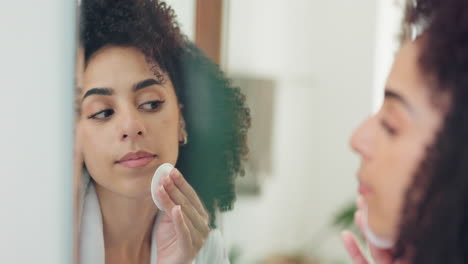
[342, 0, 468, 263]
[75, 0, 250, 263]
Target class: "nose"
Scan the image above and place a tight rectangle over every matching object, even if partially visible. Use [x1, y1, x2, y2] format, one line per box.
[119, 109, 146, 141]
[350, 115, 375, 159]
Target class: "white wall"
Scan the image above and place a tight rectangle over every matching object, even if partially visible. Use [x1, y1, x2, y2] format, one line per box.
[164, 0, 197, 40]
[373, 0, 405, 111]
[0, 1, 75, 263]
[221, 1, 403, 263]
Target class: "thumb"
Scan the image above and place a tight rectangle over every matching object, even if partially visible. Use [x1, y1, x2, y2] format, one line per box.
[342, 231, 369, 264]
[368, 245, 394, 264]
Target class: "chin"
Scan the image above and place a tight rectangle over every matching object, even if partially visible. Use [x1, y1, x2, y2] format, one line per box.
[368, 211, 395, 239]
[115, 173, 153, 199]
[120, 185, 152, 199]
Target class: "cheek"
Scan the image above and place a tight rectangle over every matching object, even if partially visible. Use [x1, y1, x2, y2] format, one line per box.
[146, 107, 180, 162]
[368, 169, 409, 238]
[81, 125, 114, 167]
[370, 139, 428, 235]
[375, 171, 408, 228]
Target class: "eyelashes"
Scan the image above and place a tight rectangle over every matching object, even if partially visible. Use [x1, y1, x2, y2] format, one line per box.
[139, 100, 165, 111]
[88, 109, 115, 120]
[87, 100, 165, 121]
[380, 119, 397, 136]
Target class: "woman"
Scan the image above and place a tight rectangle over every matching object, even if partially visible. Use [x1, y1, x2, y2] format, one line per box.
[75, 0, 251, 263]
[342, 0, 468, 263]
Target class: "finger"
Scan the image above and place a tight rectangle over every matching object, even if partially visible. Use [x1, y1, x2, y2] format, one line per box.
[170, 169, 209, 220]
[162, 174, 210, 234]
[180, 210, 206, 251]
[156, 184, 177, 213]
[341, 231, 369, 264]
[357, 195, 365, 211]
[355, 210, 364, 236]
[369, 246, 394, 264]
[172, 205, 192, 252]
[162, 172, 209, 228]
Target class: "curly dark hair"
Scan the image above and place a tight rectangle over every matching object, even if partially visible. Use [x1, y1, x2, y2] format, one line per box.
[80, 0, 251, 227]
[391, 0, 468, 263]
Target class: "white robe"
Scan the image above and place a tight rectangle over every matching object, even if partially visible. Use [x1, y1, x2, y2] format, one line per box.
[78, 171, 230, 264]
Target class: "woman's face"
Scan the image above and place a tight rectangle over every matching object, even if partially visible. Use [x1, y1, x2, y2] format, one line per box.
[77, 46, 182, 199]
[350, 40, 448, 239]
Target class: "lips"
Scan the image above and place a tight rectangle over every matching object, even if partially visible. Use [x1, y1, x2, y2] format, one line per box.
[358, 183, 373, 195]
[116, 150, 157, 168]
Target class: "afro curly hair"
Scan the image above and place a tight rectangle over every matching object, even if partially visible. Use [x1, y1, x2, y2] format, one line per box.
[80, 0, 251, 227]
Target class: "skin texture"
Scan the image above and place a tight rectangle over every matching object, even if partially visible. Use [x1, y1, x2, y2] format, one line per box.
[80, 46, 181, 199]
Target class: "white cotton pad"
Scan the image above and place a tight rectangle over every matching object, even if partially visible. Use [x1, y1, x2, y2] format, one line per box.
[362, 204, 395, 249]
[150, 163, 174, 210]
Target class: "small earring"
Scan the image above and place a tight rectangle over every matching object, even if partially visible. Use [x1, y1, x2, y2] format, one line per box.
[179, 117, 188, 146]
[179, 135, 188, 146]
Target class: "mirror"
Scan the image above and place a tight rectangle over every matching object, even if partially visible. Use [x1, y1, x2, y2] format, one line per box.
[75, 0, 250, 263]
[74, 0, 406, 263]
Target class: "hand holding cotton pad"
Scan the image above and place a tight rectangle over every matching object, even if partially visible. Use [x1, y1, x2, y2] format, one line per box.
[150, 163, 174, 210]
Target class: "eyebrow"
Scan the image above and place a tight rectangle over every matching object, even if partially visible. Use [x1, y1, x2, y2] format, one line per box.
[82, 87, 113, 101]
[81, 78, 162, 102]
[133, 78, 162, 92]
[384, 88, 415, 115]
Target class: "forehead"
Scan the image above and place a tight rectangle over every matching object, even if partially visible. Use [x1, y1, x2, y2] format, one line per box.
[84, 46, 154, 83]
[384, 40, 439, 111]
[387, 40, 427, 95]
[385, 40, 449, 130]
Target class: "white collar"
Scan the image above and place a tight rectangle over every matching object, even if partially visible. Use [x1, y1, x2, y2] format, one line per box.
[77, 170, 220, 264]
[78, 171, 161, 264]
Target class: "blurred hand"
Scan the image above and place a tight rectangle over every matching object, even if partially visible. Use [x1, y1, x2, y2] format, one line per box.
[341, 197, 401, 264]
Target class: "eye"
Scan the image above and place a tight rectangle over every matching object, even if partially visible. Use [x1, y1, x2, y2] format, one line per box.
[139, 100, 165, 111]
[380, 119, 397, 136]
[88, 109, 114, 120]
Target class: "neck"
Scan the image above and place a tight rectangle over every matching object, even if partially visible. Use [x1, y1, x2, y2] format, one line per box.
[95, 183, 158, 253]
